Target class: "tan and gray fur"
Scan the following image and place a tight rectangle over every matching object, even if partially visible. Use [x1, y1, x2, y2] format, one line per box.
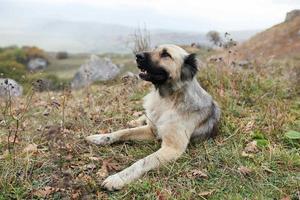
[86, 44, 221, 191]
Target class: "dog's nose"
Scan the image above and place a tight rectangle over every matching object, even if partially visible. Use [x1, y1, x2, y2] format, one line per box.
[135, 53, 145, 61]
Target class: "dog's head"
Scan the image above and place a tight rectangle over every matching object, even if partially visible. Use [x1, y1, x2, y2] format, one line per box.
[135, 44, 198, 86]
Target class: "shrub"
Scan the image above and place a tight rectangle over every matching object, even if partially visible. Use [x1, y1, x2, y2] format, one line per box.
[0, 61, 26, 82]
[130, 26, 151, 54]
[56, 52, 69, 59]
[22, 46, 47, 60]
[206, 31, 222, 46]
[26, 73, 70, 92]
[0, 48, 27, 64]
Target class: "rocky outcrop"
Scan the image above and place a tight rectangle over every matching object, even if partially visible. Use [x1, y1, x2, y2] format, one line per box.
[71, 55, 120, 89]
[0, 78, 23, 97]
[285, 10, 300, 22]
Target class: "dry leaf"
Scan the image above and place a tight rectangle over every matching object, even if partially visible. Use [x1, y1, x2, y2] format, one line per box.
[238, 166, 253, 176]
[96, 165, 109, 178]
[199, 189, 215, 197]
[262, 165, 275, 173]
[33, 186, 56, 197]
[219, 87, 224, 97]
[8, 136, 19, 144]
[244, 141, 259, 153]
[241, 151, 254, 158]
[65, 154, 73, 161]
[89, 156, 101, 161]
[103, 159, 120, 171]
[244, 121, 254, 132]
[83, 163, 96, 170]
[71, 189, 81, 200]
[97, 159, 120, 178]
[23, 143, 38, 154]
[188, 169, 208, 179]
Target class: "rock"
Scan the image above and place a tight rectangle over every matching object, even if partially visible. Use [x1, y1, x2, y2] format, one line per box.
[0, 78, 23, 97]
[237, 60, 251, 68]
[27, 58, 48, 71]
[285, 10, 300, 22]
[71, 55, 120, 89]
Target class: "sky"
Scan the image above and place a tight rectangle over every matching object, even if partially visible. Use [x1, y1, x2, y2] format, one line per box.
[1, 0, 299, 32]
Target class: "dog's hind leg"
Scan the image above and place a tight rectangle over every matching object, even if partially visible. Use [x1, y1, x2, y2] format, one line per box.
[101, 129, 189, 191]
[85, 125, 155, 145]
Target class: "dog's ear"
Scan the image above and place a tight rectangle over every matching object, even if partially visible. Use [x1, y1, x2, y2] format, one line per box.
[181, 53, 198, 81]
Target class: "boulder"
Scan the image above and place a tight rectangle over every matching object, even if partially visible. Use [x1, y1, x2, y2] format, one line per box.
[285, 10, 300, 22]
[0, 78, 23, 97]
[71, 55, 120, 88]
[27, 58, 48, 71]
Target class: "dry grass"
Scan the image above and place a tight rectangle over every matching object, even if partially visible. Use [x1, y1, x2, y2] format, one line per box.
[0, 56, 299, 199]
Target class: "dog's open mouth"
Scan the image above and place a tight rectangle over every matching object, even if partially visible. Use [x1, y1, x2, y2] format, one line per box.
[137, 65, 169, 84]
[138, 68, 150, 80]
[136, 54, 169, 84]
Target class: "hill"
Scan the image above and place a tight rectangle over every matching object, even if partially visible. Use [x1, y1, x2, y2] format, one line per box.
[235, 10, 300, 60]
[0, 19, 257, 53]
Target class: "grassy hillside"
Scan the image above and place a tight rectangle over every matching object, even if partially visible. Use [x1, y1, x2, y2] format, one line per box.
[0, 51, 299, 199]
[234, 16, 300, 61]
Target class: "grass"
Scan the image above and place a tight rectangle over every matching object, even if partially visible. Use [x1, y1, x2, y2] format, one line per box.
[0, 53, 299, 199]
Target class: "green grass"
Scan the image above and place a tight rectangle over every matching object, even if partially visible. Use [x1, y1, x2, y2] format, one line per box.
[0, 54, 299, 199]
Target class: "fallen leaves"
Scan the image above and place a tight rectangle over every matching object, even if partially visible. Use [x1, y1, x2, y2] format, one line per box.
[187, 169, 208, 179]
[96, 159, 120, 178]
[23, 143, 38, 154]
[242, 140, 259, 158]
[244, 141, 259, 153]
[33, 186, 58, 198]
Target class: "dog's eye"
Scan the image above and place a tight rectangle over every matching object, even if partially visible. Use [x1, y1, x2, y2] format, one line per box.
[161, 50, 171, 58]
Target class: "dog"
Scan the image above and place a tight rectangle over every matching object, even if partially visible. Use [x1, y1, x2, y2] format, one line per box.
[86, 44, 221, 191]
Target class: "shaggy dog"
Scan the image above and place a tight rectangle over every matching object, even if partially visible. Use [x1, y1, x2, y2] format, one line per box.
[86, 44, 221, 191]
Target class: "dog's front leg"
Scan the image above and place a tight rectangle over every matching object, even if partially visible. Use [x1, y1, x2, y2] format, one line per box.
[86, 125, 155, 145]
[101, 133, 189, 191]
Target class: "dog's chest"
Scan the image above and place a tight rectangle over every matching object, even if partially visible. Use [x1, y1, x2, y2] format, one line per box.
[143, 91, 175, 125]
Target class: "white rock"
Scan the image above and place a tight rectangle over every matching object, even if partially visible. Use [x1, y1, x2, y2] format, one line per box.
[27, 58, 48, 71]
[0, 78, 23, 97]
[71, 55, 120, 89]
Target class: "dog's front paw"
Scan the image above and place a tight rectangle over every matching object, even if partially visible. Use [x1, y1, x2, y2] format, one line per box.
[101, 174, 126, 191]
[85, 134, 113, 145]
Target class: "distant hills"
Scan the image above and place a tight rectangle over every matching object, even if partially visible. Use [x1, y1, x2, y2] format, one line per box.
[0, 19, 258, 53]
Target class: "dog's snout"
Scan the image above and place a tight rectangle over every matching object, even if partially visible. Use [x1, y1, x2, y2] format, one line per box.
[135, 53, 145, 61]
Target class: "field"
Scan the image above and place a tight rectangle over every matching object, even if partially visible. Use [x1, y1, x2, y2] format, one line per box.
[0, 51, 299, 199]
[45, 53, 136, 80]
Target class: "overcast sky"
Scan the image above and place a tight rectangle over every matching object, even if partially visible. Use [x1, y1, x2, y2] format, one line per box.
[1, 0, 299, 32]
